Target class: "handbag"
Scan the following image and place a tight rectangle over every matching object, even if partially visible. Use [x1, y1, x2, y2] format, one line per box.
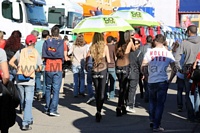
[17, 74, 30, 82]
[190, 69, 200, 82]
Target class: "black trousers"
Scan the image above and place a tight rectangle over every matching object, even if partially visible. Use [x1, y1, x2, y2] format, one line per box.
[116, 65, 129, 107]
[92, 69, 107, 112]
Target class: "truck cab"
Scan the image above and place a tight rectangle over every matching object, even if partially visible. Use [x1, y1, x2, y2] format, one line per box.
[0, 0, 48, 43]
[45, 0, 83, 45]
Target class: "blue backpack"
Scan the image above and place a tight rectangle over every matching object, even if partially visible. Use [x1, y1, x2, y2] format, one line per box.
[42, 38, 64, 60]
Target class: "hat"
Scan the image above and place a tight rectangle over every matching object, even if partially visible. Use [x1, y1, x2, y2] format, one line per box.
[0, 30, 6, 35]
[25, 34, 37, 45]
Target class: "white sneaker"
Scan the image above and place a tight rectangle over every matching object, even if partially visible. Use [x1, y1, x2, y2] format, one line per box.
[126, 106, 136, 113]
[86, 96, 95, 104]
[49, 112, 60, 117]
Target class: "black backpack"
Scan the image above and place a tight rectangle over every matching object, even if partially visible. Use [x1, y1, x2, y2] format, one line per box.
[0, 81, 20, 129]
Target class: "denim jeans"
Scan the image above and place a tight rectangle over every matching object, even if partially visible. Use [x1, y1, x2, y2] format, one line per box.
[9, 69, 17, 81]
[194, 87, 200, 112]
[127, 79, 138, 107]
[17, 84, 25, 110]
[148, 81, 168, 129]
[184, 75, 195, 121]
[86, 66, 94, 98]
[144, 80, 149, 101]
[35, 71, 46, 96]
[105, 68, 116, 99]
[17, 85, 34, 126]
[176, 77, 185, 108]
[72, 65, 85, 96]
[45, 71, 62, 113]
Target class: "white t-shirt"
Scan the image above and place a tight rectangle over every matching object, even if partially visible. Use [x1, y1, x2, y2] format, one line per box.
[143, 47, 175, 83]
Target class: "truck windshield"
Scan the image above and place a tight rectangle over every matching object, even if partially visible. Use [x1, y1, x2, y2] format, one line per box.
[67, 12, 83, 28]
[25, 4, 48, 26]
[48, 8, 65, 24]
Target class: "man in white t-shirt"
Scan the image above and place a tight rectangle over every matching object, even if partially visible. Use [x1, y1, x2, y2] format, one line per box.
[141, 34, 175, 132]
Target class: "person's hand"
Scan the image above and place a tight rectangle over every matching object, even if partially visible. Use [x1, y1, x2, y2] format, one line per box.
[141, 75, 145, 80]
[168, 78, 172, 84]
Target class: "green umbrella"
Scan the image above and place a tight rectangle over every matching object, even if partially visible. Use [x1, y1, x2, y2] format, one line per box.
[72, 15, 133, 33]
[111, 9, 160, 26]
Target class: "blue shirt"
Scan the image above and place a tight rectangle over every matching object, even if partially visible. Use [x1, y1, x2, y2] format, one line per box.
[35, 39, 45, 56]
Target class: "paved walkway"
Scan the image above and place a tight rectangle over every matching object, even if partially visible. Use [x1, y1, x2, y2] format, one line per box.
[9, 71, 200, 133]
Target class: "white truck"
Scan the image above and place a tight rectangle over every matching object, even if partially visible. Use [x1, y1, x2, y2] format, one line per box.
[44, 0, 83, 43]
[0, 0, 49, 43]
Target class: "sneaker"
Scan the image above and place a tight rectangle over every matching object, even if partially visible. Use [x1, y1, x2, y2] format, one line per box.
[150, 122, 153, 128]
[79, 93, 86, 97]
[44, 111, 49, 115]
[21, 125, 32, 131]
[126, 106, 136, 113]
[37, 92, 43, 101]
[86, 96, 95, 104]
[177, 107, 183, 112]
[49, 112, 60, 117]
[153, 127, 164, 132]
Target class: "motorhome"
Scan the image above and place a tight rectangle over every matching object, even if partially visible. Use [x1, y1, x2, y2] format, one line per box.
[44, 0, 83, 43]
[0, 0, 48, 43]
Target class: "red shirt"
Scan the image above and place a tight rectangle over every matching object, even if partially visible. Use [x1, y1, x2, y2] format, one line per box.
[0, 39, 6, 49]
[45, 43, 67, 72]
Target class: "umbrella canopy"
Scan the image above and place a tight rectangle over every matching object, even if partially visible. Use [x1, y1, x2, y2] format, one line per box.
[111, 10, 160, 26]
[72, 15, 134, 33]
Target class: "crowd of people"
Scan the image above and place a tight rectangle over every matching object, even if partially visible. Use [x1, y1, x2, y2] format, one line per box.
[0, 25, 200, 133]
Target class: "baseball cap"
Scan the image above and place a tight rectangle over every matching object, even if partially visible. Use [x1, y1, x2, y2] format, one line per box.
[25, 34, 37, 45]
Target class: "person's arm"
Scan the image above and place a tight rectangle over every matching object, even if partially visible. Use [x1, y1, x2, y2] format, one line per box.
[193, 59, 198, 69]
[68, 45, 73, 56]
[0, 50, 9, 84]
[141, 59, 148, 74]
[141, 51, 149, 77]
[168, 62, 176, 83]
[130, 39, 136, 51]
[105, 45, 110, 63]
[138, 51, 144, 67]
[9, 56, 18, 70]
[175, 42, 184, 70]
[63, 42, 69, 61]
[1, 61, 9, 85]
[35, 53, 43, 72]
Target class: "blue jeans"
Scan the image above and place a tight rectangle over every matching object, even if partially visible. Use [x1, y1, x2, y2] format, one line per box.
[45, 71, 62, 113]
[176, 77, 185, 108]
[86, 66, 94, 98]
[72, 65, 85, 96]
[106, 68, 116, 99]
[17, 85, 34, 126]
[148, 81, 168, 129]
[144, 80, 149, 101]
[35, 71, 46, 96]
[184, 75, 195, 121]
[9, 69, 16, 81]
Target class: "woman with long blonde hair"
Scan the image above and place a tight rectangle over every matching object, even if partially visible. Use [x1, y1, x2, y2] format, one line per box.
[88, 32, 110, 122]
[115, 30, 136, 116]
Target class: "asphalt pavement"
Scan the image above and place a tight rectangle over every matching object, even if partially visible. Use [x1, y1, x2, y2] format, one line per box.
[9, 71, 200, 133]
